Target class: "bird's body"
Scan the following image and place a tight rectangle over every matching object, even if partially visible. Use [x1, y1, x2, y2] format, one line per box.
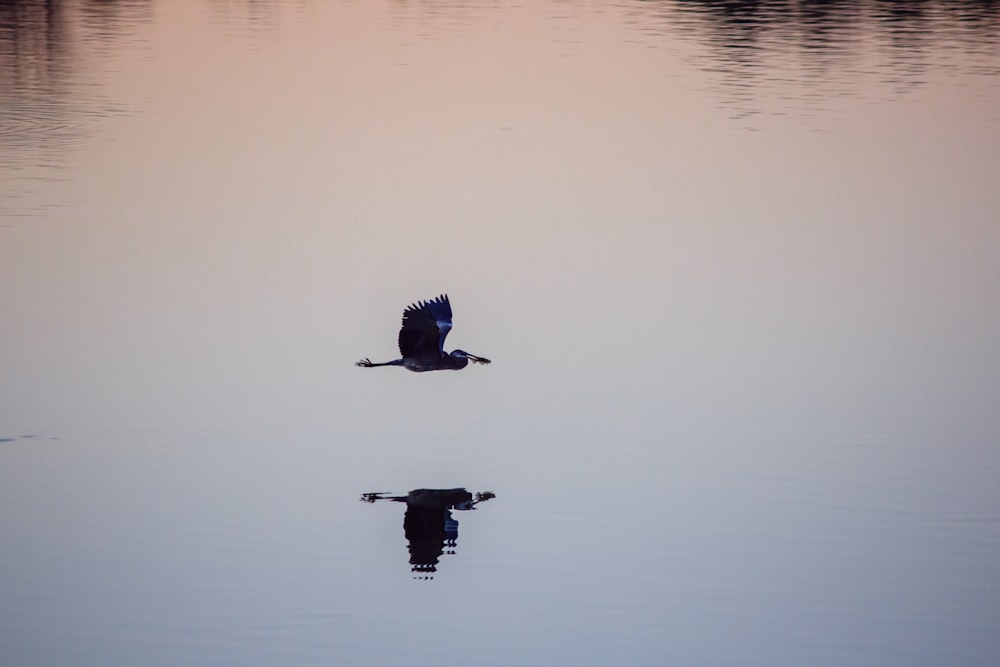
[356, 294, 491, 372]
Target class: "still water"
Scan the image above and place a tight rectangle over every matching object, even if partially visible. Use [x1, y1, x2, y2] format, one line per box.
[2, 1, 1000, 665]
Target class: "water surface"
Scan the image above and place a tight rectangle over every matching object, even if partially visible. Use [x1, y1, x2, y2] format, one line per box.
[2, 1, 999, 665]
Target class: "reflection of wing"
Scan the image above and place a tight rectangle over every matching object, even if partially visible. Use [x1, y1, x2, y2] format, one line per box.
[404, 505, 449, 573]
[404, 505, 447, 541]
[398, 295, 452, 358]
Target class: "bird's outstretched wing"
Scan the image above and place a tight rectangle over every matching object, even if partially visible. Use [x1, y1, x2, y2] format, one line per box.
[398, 294, 453, 358]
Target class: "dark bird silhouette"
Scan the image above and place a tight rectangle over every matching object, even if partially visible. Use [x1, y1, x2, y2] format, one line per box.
[361, 488, 496, 579]
[356, 294, 491, 372]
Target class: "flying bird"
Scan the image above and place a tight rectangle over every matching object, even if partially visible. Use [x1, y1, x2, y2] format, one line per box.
[356, 294, 491, 372]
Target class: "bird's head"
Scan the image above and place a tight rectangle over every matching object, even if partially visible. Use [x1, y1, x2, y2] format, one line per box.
[451, 350, 491, 365]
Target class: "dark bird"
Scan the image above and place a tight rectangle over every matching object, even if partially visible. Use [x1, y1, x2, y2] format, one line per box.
[356, 294, 491, 372]
[360, 488, 496, 578]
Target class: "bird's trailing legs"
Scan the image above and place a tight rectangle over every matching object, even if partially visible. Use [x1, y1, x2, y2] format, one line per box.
[356, 358, 403, 368]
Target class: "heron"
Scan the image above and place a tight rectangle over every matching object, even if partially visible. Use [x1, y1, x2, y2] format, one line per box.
[356, 294, 491, 372]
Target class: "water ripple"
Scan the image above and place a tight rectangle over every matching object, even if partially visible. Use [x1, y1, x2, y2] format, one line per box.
[0, 0, 148, 218]
[623, 0, 1000, 129]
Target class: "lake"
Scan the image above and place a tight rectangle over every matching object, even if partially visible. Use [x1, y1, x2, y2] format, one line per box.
[2, 1, 999, 665]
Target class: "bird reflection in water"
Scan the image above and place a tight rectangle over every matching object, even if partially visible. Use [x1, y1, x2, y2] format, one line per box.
[361, 488, 495, 580]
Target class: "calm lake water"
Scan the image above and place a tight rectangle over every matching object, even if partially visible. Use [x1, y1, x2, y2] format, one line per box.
[2, 1, 1000, 665]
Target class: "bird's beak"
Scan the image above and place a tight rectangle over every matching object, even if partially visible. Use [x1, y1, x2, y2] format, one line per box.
[469, 355, 491, 364]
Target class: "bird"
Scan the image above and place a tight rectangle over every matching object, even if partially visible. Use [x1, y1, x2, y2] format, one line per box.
[356, 294, 491, 372]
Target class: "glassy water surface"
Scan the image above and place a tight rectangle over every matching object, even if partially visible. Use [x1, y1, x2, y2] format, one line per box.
[2, 1, 999, 665]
